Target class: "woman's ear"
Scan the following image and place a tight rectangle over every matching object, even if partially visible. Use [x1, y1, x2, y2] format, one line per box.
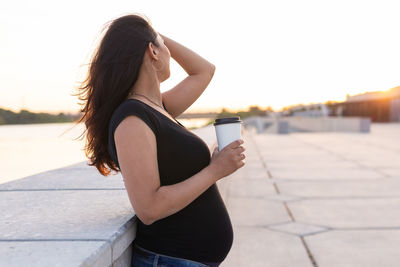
[148, 42, 158, 60]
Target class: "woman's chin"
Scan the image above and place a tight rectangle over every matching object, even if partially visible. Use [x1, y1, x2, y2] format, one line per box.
[162, 71, 171, 82]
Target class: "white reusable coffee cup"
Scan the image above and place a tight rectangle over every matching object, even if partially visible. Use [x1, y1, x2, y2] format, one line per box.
[213, 116, 243, 151]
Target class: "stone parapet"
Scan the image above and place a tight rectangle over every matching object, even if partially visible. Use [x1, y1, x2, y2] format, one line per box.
[0, 124, 217, 267]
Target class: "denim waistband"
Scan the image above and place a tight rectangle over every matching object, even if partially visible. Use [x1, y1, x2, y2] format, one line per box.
[133, 244, 221, 267]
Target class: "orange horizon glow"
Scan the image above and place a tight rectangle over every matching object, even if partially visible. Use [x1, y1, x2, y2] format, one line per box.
[1, 1, 400, 118]
[1, 85, 398, 115]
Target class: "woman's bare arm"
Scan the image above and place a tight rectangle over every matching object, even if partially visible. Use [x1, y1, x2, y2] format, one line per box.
[114, 116, 244, 225]
[160, 33, 216, 118]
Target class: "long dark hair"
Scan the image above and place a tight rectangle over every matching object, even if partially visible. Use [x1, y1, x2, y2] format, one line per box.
[76, 13, 160, 176]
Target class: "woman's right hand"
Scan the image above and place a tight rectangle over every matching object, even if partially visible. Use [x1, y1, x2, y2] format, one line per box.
[208, 139, 246, 181]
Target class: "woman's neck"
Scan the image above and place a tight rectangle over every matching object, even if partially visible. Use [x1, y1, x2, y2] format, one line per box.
[129, 66, 162, 105]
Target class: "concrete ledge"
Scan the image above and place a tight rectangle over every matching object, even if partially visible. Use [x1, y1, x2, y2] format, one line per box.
[284, 116, 371, 133]
[243, 116, 371, 133]
[0, 125, 217, 267]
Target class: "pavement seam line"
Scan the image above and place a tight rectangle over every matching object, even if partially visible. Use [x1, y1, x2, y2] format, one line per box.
[251, 132, 320, 267]
[300, 237, 319, 267]
[283, 202, 295, 222]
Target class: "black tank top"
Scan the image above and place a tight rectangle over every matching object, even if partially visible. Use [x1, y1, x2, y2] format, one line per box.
[108, 98, 233, 263]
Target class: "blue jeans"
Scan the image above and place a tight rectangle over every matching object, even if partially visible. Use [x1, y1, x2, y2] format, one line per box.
[131, 244, 221, 267]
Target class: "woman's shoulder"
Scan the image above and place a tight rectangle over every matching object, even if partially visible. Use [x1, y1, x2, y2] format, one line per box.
[111, 99, 151, 120]
[113, 98, 145, 113]
[109, 99, 160, 136]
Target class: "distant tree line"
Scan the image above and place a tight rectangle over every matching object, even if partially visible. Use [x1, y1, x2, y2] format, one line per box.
[217, 105, 272, 119]
[203, 105, 272, 127]
[0, 108, 81, 125]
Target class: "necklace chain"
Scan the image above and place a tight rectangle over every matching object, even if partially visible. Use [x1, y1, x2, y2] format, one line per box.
[130, 92, 164, 110]
[129, 92, 184, 127]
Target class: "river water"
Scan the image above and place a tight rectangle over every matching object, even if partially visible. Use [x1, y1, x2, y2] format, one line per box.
[0, 118, 211, 185]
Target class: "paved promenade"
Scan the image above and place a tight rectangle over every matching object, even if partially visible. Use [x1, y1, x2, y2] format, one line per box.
[218, 123, 400, 267]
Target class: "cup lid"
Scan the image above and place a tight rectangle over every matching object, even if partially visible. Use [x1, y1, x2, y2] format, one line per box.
[213, 116, 242, 126]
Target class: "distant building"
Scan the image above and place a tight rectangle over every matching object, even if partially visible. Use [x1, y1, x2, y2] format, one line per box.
[284, 103, 329, 117]
[328, 87, 400, 122]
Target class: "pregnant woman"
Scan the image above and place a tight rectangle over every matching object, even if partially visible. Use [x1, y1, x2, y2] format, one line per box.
[77, 14, 246, 267]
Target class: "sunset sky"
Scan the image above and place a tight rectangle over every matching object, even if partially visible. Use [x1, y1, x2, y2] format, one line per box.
[1, 0, 399, 113]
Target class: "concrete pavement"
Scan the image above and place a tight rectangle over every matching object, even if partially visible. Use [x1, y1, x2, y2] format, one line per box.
[219, 123, 400, 267]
